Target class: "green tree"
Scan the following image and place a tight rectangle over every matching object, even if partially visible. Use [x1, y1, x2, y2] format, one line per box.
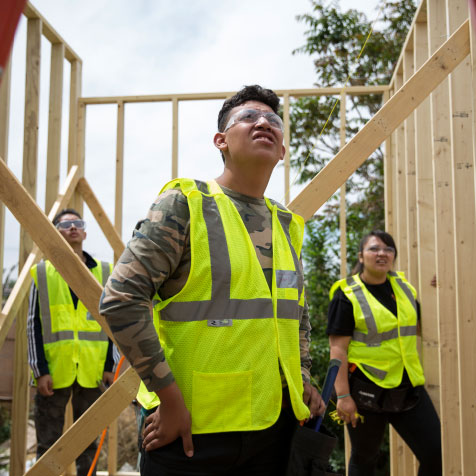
[291, 1, 416, 473]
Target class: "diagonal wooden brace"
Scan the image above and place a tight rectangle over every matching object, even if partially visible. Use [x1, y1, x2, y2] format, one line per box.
[0, 165, 80, 350]
[0, 159, 141, 475]
[288, 19, 470, 221]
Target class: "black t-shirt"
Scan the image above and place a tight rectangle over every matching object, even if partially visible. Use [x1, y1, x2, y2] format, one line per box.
[326, 277, 420, 336]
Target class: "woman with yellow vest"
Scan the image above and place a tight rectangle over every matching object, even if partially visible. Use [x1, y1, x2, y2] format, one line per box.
[327, 230, 441, 476]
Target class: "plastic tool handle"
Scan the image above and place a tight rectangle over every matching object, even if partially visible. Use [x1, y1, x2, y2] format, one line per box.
[314, 358, 342, 432]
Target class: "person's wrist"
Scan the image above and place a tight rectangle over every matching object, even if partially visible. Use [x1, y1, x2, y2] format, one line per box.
[337, 393, 351, 399]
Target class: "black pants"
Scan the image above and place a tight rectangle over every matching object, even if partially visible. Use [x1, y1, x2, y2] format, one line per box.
[140, 408, 297, 476]
[347, 387, 442, 476]
[34, 381, 101, 476]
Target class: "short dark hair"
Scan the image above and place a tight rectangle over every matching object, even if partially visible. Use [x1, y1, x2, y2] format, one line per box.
[352, 230, 398, 275]
[217, 85, 280, 132]
[52, 208, 82, 226]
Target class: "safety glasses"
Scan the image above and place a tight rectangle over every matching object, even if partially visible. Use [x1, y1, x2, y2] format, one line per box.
[56, 219, 86, 230]
[224, 109, 284, 132]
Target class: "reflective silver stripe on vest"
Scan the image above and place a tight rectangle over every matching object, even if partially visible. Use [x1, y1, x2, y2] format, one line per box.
[275, 209, 304, 299]
[399, 325, 417, 337]
[347, 276, 379, 344]
[87, 261, 111, 322]
[37, 262, 74, 343]
[388, 271, 417, 313]
[160, 196, 302, 322]
[361, 363, 387, 380]
[37, 261, 108, 344]
[349, 275, 418, 345]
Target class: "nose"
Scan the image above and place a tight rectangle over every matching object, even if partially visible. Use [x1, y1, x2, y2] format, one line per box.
[255, 114, 272, 130]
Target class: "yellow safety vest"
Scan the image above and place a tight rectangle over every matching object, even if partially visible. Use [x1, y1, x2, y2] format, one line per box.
[329, 272, 425, 388]
[137, 178, 310, 433]
[31, 259, 111, 389]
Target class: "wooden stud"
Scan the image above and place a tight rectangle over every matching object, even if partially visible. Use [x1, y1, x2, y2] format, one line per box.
[404, 47, 418, 288]
[446, 1, 475, 473]
[0, 166, 81, 351]
[172, 97, 178, 179]
[64, 400, 75, 475]
[69, 60, 83, 213]
[115, 101, 125, 262]
[287, 19, 471, 221]
[0, 56, 11, 310]
[392, 67, 412, 475]
[339, 91, 347, 277]
[10, 17, 42, 476]
[283, 93, 290, 205]
[79, 86, 390, 106]
[427, 0, 461, 474]
[414, 14, 440, 413]
[45, 42, 64, 213]
[383, 90, 393, 235]
[107, 418, 118, 476]
[395, 70, 408, 274]
[76, 177, 125, 258]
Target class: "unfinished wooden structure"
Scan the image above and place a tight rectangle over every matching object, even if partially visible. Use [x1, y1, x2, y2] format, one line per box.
[0, 0, 474, 474]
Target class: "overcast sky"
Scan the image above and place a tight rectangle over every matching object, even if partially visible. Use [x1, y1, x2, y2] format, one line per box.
[3, 0, 380, 275]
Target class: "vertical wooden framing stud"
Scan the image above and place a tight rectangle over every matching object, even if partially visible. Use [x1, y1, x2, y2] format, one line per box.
[414, 12, 440, 414]
[427, 0, 461, 473]
[114, 101, 124, 263]
[283, 93, 291, 205]
[339, 91, 347, 277]
[404, 45, 418, 289]
[383, 89, 393, 235]
[11, 17, 42, 476]
[446, 0, 475, 473]
[69, 59, 83, 213]
[172, 97, 178, 179]
[0, 56, 12, 310]
[45, 42, 64, 213]
[395, 70, 408, 274]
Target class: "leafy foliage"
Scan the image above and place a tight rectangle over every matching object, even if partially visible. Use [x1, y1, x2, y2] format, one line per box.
[291, 0, 416, 473]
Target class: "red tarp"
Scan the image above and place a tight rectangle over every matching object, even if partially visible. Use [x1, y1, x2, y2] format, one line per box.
[470, 0, 476, 30]
[0, 0, 27, 81]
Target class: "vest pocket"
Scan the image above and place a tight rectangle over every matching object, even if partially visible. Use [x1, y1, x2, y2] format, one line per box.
[191, 370, 252, 433]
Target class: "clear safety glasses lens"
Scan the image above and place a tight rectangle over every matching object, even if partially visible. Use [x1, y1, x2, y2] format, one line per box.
[224, 109, 284, 132]
[56, 219, 86, 230]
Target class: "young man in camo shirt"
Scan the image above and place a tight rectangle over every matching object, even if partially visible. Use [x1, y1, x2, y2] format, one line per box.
[99, 85, 324, 475]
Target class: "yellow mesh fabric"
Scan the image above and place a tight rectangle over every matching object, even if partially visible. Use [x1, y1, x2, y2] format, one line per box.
[214, 193, 270, 300]
[161, 319, 282, 433]
[138, 179, 307, 430]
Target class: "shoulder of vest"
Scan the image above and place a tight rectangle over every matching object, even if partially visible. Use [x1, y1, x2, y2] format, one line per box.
[389, 271, 417, 297]
[267, 197, 289, 212]
[329, 277, 348, 300]
[159, 178, 205, 196]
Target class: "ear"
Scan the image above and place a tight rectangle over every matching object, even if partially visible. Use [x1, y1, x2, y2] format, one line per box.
[358, 251, 363, 263]
[213, 132, 228, 152]
[279, 144, 286, 161]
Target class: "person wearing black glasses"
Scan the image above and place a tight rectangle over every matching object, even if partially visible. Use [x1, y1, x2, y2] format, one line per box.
[327, 230, 441, 475]
[100, 85, 325, 475]
[27, 208, 116, 476]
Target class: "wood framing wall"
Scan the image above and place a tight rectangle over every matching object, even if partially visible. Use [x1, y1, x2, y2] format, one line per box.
[0, 0, 475, 475]
[386, 0, 475, 474]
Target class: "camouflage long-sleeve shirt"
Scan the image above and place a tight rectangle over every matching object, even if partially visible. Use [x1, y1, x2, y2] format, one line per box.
[99, 180, 312, 394]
